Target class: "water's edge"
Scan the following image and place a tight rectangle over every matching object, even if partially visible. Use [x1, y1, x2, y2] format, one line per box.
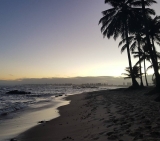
[0, 86, 120, 141]
[0, 96, 70, 141]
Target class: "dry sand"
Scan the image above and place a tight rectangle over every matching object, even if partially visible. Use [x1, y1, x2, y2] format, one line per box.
[16, 87, 160, 141]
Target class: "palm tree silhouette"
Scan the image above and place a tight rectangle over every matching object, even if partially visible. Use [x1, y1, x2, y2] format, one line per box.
[99, 0, 142, 87]
[122, 66, 143, 80]
[148, 62, 160, 84]
[133, 44, 160, 86]
[139, 0, 160, 89]
[148, 16, 160, 63]
[119, 32, 145, 86]
[132, 44, 151, 86]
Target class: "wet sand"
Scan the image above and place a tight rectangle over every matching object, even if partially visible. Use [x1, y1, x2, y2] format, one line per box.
[0, 96, 69, 141]
[17, 87, 160, 141]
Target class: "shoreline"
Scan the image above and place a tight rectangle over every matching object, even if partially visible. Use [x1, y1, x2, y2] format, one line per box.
[0, 96, 70, 141]
[16, 87, 160, 141]
[17, 92, 89, 141]
[0, 87, 109, 141]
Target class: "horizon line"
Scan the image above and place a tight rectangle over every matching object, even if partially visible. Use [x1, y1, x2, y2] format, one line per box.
[0, 75, 124, 81]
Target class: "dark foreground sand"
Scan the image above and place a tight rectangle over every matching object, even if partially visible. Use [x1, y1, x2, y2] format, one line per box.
[17, 87, 160, 141]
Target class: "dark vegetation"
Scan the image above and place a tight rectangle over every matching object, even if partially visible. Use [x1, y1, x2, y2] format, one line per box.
[99, 0, 160, 94]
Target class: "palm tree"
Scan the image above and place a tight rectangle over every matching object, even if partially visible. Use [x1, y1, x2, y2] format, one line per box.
[147, 51, 160, 75]
[129, 15, 160, 87]
[122, 66, 143, 80]
[147, 62, 160, 86]
[119, 33, 144, 86]
[99, 0, 156, 87]
[148, 16, 160, 63]
[138, 0, 160, 90]
[99, 0, 141, 87]
[132, 44, 151, 86]
[133, 44, 160, 86]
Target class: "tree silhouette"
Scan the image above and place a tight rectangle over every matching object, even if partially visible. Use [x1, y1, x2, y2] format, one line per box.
[148, 16, 160, 64]
[122, 66, 143, 80]
[119, 33, 145, 86]
[99, 0, 160, 90]
[139, 0, 160, 90]
[99, 0, 142, 87]
[132, 44, 151, 86]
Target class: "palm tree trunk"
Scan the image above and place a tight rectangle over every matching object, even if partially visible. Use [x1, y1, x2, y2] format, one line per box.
[124, 23, 139, 87]
[144, 56, 148, 86]
[138, 41, 144, 87]
[141, 0, 160, 90]
[151, 36, 158, 64]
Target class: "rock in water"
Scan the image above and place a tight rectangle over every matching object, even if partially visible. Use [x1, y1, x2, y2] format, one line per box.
[6, 90, 31, 94]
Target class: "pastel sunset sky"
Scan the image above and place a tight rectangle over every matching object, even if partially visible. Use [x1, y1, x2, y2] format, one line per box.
[0, 0, 160, 80]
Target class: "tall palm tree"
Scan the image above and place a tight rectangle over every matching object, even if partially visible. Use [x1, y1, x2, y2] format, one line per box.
[119, 33, 144, 86]
[99, 0, 141, 87]
[133, 44, 160, 86]
[147, 62, 160, 85]
[132, 44, 151, 86]
[148, 16, 160, 63]
[129, 15, 160, 87]
[138, 0, 160, 89]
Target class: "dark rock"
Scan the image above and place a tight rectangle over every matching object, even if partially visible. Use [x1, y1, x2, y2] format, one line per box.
[55, 94, 63, 97]
[6, 90, 31, 94]
[38, 120, 46, 124]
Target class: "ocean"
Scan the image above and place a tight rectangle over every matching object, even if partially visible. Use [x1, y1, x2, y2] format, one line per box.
[0, 84, 118, 141]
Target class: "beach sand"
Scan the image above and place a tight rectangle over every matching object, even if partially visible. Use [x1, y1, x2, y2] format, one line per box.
[17, 87, 160, 141]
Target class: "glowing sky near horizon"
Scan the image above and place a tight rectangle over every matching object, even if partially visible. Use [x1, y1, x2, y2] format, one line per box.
[0, 0, 160, 80]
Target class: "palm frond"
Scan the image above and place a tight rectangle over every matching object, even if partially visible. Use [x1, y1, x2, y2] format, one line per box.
[121, 44, 128, 54]
[130, 41, 137, 52]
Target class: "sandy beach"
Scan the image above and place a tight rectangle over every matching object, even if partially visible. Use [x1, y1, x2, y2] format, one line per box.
[16, 87, 160, 141]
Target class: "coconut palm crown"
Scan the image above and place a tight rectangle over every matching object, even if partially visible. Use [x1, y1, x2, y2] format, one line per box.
[99, 0, 155, 87]
[122, 66, 143, 79]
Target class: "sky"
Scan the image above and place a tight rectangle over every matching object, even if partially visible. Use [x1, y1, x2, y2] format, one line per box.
[0, 0, 160, 81]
